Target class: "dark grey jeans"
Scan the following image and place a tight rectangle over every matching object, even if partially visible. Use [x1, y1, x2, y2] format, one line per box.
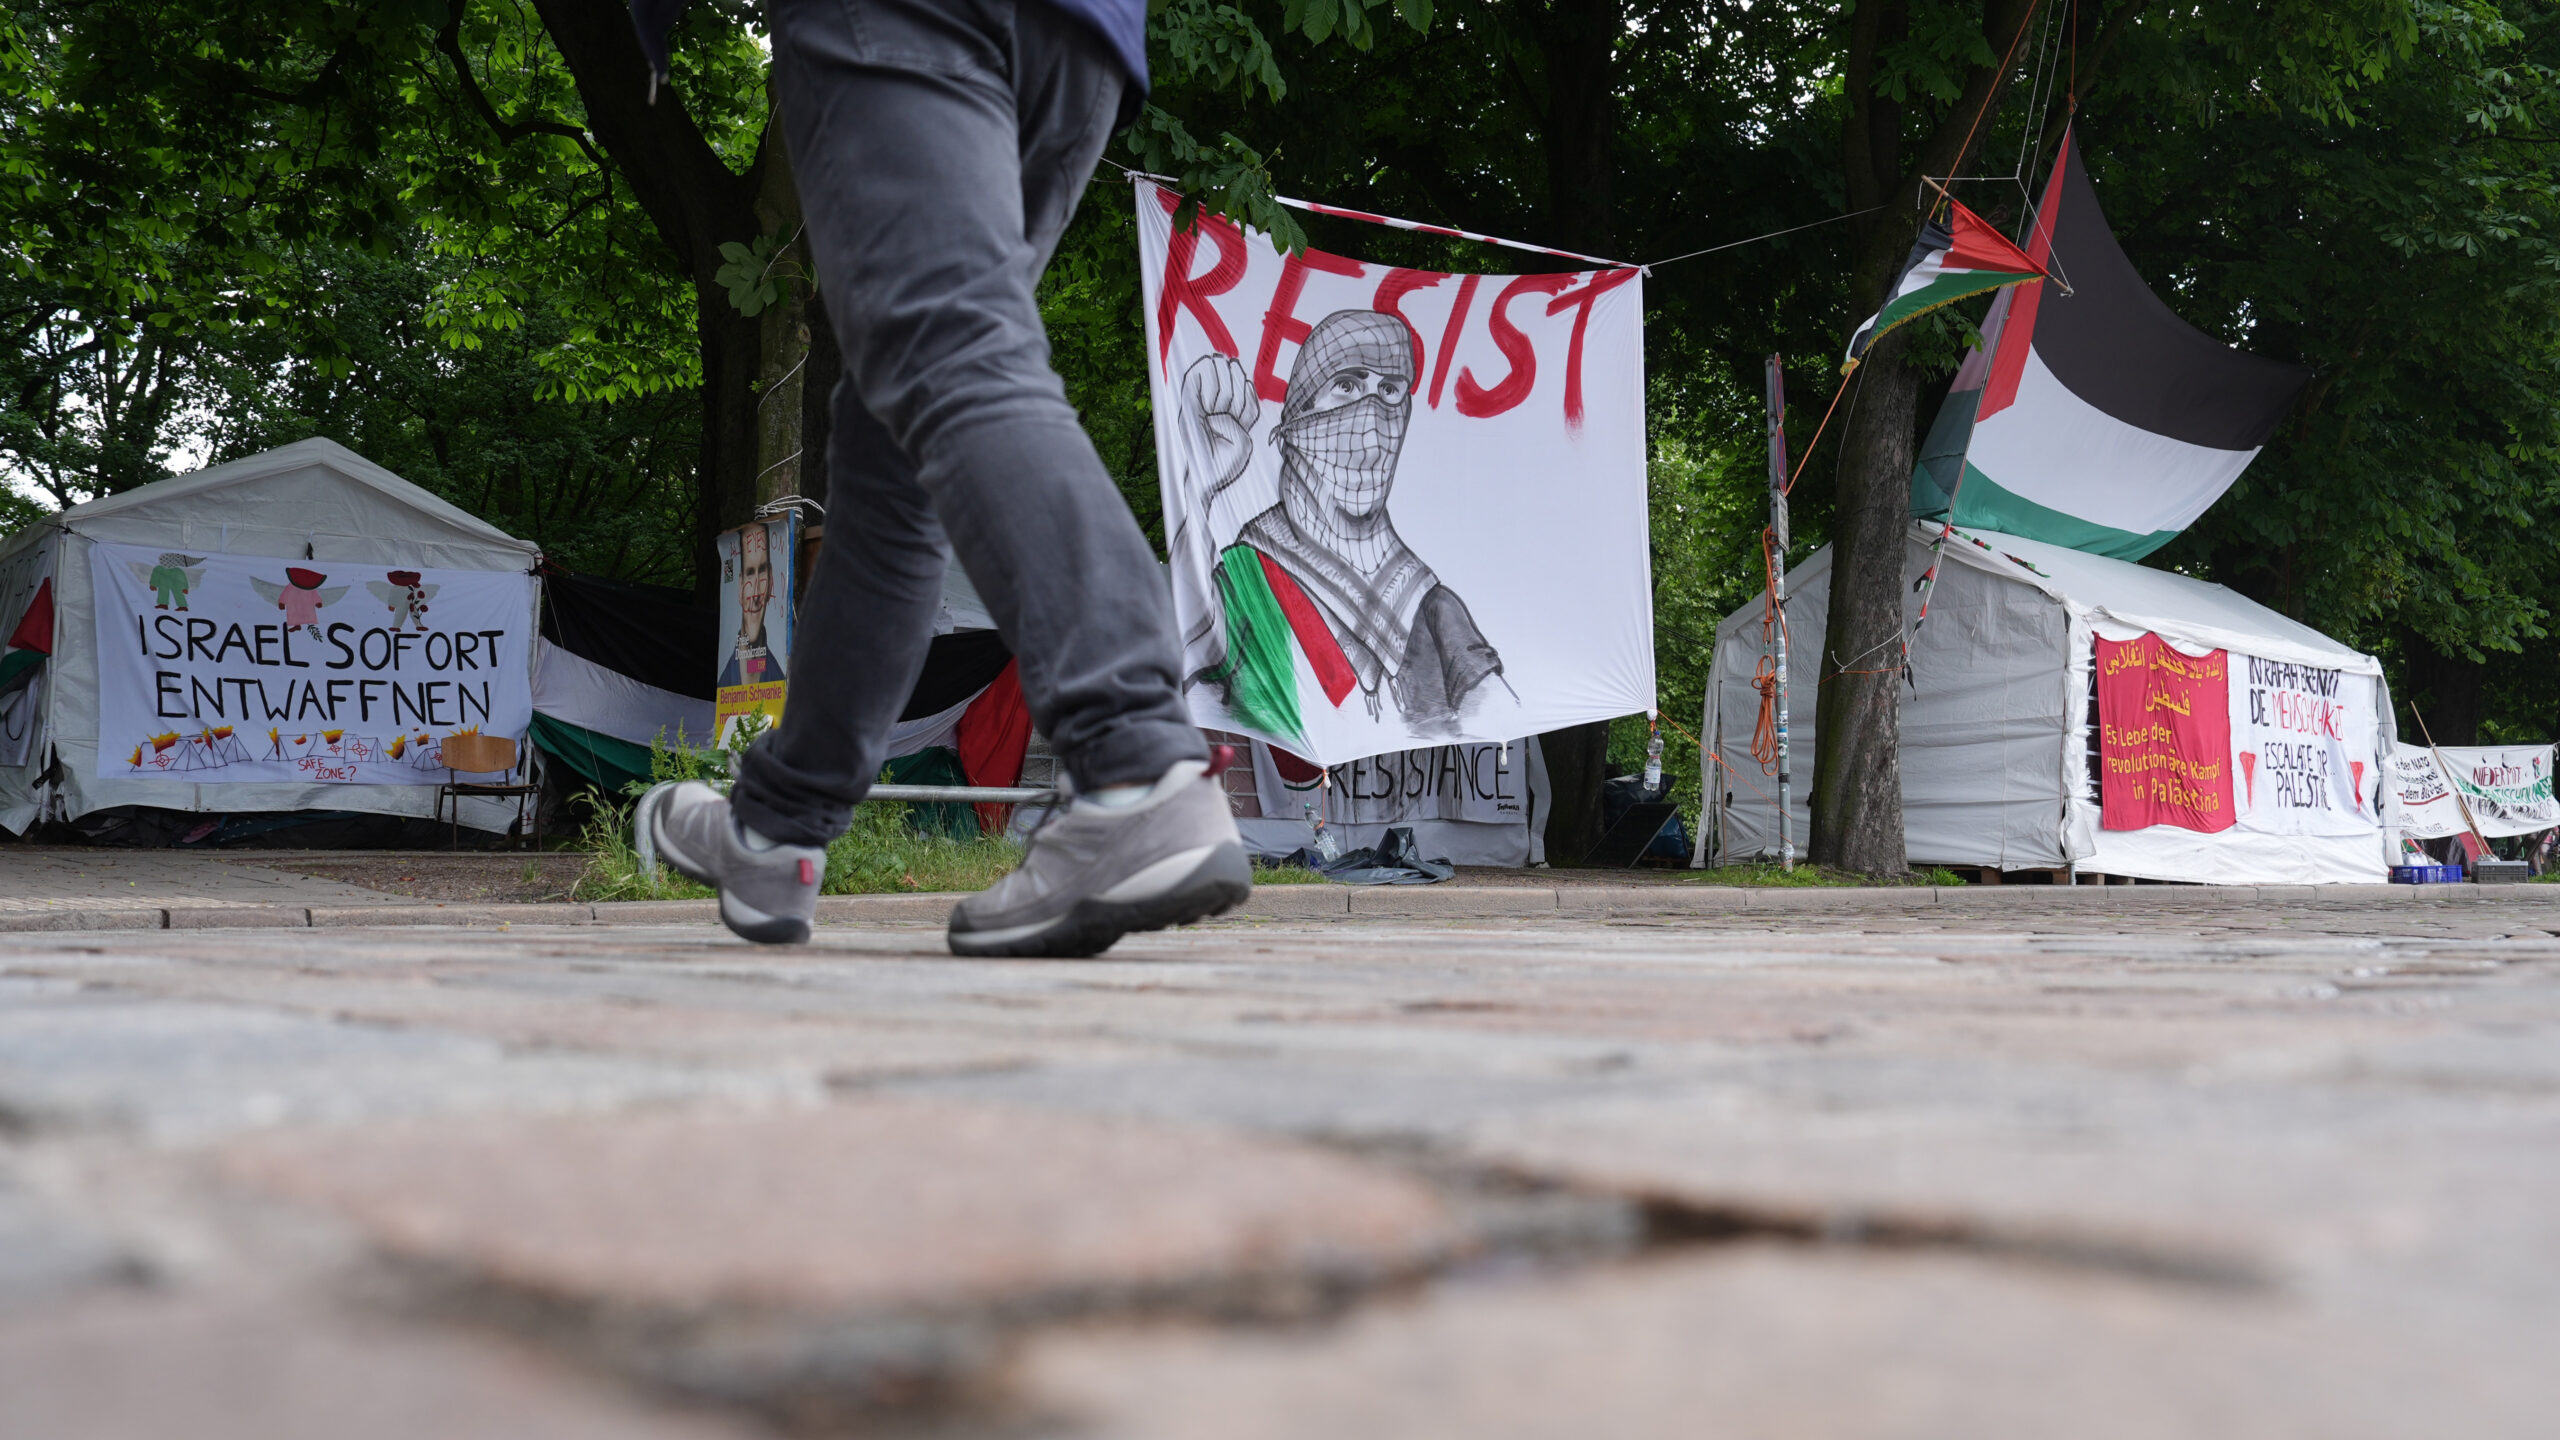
[736, 0, 1204, 847]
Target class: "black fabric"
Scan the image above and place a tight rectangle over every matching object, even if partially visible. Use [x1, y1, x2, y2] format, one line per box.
[1281, 826, 1456, 885]
[540, 570, 718, 701]
[2025, 136, 2310, 451]
[903, 629, 1014, 720]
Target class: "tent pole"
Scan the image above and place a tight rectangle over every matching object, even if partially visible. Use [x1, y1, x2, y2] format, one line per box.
[1766, 354, 1794, 873]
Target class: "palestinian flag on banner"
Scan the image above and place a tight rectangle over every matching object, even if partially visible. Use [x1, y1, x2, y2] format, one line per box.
[1911, 133, 2311, 560]
[1843, 200, 2045, 369]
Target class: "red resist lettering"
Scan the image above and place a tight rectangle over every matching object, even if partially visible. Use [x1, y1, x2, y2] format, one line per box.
[1252, 248, 1368, 404]
[1153, 188, 1250, 372]
[1455, 274, 1575, 418]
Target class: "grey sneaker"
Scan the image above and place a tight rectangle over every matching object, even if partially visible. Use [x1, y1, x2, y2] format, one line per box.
[634, 781, 825, 944]
[949, 759, 1252, 958]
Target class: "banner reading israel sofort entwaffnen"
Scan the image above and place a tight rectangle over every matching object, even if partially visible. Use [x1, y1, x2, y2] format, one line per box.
[92, 544, 533, 784]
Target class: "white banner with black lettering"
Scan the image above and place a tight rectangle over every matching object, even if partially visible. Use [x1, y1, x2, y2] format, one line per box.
[1250, 739, 1530, 827]
[2227, 654, 2377, 836]
[93, 544, 534, 784]
[2386, 743, 2559, 839]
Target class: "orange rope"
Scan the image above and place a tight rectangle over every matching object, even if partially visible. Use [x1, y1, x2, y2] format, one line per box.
[1750, 527, 1788, 770]
[1784, 372, 1853, 495]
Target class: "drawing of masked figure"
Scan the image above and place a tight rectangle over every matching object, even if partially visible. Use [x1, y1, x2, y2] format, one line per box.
[248, 566, 349, 634]
[1175, 309, 1502, 739]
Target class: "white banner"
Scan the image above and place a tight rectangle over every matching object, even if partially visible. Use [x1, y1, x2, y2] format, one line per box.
[1138, 180, 1654, 767]
[2386, 743, 2559, 839]
[93, 544, 534, 784]
[1250, 739, 1530, 828]
[2227, 654, 2376, 835]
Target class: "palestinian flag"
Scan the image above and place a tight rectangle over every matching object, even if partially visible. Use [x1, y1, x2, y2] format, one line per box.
[1843, 200, 2045, 369]
[1911, 133, 2311, 560]
[0, 579, 51, 694]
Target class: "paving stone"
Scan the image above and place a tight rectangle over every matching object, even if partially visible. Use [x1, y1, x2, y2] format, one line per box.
[306, 903, 592, 928]
[0, 909, 165, 934]
[0, 991, 799, 1142]
[1347, 885, 1554, 915]
[590, 899, 721, 925]
[1234, 886, 1350, 917]
[224, 1097, 1457, 1314]
[1021, 1244, 2553, 1440]
[0, 1292, 762, 1440]
[815, 894, 957, 924]
[163, 906, 310, 929]
[0, 1172, 138, 1309]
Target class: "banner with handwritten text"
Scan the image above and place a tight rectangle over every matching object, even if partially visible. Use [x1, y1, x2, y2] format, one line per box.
[2228, 655, 2376, 835]
[2097, 633, 2234, 833]
[93, 543, 534, 785]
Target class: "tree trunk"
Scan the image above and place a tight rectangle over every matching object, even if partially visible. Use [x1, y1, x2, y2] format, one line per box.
[1810, 327, 1921, 873]
[2400, 629, 2484, 746]
[1512, 0, 1623, 864]
[1809, 0, 2039, 874]
[1539, 720, 1613, 864]
[753, 117, 811, 506]
[529, 0, 765, 596]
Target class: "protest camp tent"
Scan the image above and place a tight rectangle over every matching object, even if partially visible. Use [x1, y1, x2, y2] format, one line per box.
[0, 438, 542, 834]
[1698, 524, 2397, 884]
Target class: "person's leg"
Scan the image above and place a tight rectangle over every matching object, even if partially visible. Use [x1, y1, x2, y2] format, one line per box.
[657, 0, 1244, 953]
[765, 0, 1206, 795]
[730, 385, 948, 846]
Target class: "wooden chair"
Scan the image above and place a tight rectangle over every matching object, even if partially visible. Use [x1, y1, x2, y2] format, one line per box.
[435, 733, 542, 850]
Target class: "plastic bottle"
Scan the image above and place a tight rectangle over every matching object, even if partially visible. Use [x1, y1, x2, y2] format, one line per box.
[1641, 728, 1665, 795]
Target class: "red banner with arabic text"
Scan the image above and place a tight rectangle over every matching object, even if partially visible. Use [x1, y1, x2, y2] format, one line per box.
[2098, 633, 2235, 832]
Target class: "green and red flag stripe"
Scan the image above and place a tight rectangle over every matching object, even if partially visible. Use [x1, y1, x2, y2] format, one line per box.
[1206, 544, 1359, 745]
[1843, 200, 2045, 370]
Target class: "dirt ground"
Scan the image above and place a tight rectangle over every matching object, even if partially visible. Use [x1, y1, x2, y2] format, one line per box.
[270, 851, 594, 903]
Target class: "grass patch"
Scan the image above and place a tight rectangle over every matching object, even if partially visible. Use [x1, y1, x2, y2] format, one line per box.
[1252, 860, 1329, 885]
[572, 721, 1022, 901]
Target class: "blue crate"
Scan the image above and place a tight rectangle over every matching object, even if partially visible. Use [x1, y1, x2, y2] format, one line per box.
[2389, 865, 2464, 885]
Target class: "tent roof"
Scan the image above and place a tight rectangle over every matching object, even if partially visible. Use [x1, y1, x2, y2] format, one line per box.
[0, 438, 537, 566]
[1720, 524, 2374, 676]
[1935, 525, 2375, 673]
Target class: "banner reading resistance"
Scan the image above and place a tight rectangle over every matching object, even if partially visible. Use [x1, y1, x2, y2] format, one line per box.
[1250, 739, 1530, 829]
[93, 544, 534, 784]
[1138, 180, 1655, 767]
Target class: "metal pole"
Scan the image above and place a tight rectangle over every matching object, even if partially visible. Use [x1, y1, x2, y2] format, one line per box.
[1766, 354, 1794, 872]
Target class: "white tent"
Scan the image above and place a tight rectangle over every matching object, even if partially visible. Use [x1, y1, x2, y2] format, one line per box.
[0, 439, 541, 834]
[1699, 524, 2396, 884]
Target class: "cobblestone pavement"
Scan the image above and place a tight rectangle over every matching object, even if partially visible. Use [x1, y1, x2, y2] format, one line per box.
[3, 895, 2556, 1437]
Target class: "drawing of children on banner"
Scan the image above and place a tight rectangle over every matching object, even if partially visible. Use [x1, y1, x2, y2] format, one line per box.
[1178, 312, 1506, 738]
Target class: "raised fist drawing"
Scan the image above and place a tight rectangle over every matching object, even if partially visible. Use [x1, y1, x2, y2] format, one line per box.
[1180, 353, 1260, 498]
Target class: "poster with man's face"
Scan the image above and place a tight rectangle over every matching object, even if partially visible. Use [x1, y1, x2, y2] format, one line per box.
[715, 514, 796, 744]
[1137, 180, 1654, 769]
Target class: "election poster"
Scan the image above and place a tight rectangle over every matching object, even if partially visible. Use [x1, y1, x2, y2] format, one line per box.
[714, 514, 797, 745]
[2386, 743, 2559, 839]
[1137, 180, 1655, 768]
[2096, 633, 2234, 833]
[2228, 654, 2376, 836]
[92, 544, 534, 784]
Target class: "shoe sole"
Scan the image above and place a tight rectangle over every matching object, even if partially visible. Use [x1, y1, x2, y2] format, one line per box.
[637, 784, 812, 946]
[947, 842, 1254, 959]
